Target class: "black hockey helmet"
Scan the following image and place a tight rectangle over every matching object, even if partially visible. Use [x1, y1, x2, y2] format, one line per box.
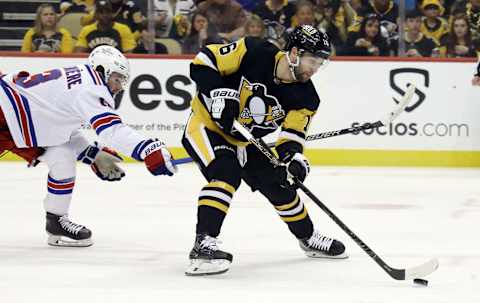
[285, 25, 332, 59]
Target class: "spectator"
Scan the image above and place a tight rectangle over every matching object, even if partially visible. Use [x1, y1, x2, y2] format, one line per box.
[393, 9, 439, 57]
[244, 14, 266, 38]
[362, 0, 398, 38]
[22, 4, 74, 53]
[264, 19, 288, 48]
[75, 0, 136, 53]
[253, 0, 296, 29]
[196, 0, 247, 41]
[153, 0, 196, 38]
[289, 0, 343, 52]
[79, 0, 146, 41]
[363, 0, 398, 24]
[420, 0, 449, 43]
[313, 0, 358, 43]
[290, 0, 317, 29]
[439, 14, 477, 57]
[467, 0, 480, 40]
[182, 11, 223, 54]
[342, 13, 389, 55]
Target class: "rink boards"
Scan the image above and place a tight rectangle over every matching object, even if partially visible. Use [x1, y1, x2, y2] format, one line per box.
[0, 54, 478, 167]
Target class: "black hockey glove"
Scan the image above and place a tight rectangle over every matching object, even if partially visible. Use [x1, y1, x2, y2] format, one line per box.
[210, 88, 240, 134]
[286, 153, 310, 182]
[276, 153, 311, 187]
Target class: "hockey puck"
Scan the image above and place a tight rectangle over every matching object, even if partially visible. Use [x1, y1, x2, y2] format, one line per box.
[413, 278, 428, 286]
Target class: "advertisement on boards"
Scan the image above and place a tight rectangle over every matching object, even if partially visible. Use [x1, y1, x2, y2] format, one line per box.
[0, 55, 479, 157]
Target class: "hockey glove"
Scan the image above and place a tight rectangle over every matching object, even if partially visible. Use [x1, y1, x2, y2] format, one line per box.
[286, 153, 310, 183]
[142, 139, 177, 176]
[210, 88, 240, 134]
[78, 142, 125, 181]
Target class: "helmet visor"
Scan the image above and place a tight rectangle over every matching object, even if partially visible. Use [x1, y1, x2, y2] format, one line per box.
[301, 54, 329, 73]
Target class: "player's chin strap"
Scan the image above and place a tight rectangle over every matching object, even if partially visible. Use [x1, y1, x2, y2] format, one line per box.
[286, 50, 300, 81]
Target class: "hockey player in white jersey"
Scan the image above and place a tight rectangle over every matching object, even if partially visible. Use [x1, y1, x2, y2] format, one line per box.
[0, 45, 177, 247]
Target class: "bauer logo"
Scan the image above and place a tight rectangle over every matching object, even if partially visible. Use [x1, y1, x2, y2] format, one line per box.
[389, 68, 429, 112]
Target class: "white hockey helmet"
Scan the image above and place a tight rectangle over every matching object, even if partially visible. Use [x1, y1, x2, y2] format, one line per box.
[88, 45, 130, 89]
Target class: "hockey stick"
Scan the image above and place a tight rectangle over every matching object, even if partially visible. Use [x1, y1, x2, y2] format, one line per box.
[173, 84, 416, 165]
[172, 157, 195, 166]
[232, 120, 439, 281]
[301, 83, 416, 142]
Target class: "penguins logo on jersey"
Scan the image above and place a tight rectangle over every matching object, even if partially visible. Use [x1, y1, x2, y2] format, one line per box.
[238, 77, 285, 131]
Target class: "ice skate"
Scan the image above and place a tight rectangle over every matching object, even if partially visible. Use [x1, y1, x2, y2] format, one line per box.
[46, 212, 93, 247]
[299, 230, 348, 259]
[185, 233, 233, 276]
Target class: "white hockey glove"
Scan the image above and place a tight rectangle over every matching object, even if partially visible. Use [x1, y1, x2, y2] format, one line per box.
[141, 139, 177, 176]
[77, 142, 125, 181]
[286, 153, 310, 183]
[209, 88, 240, 134]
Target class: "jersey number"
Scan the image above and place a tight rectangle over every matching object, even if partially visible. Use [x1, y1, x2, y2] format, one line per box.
[219, 42, 238, 55]
[15, 69, 62, 88]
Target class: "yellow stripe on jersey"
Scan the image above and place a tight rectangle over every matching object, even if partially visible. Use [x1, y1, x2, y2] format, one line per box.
[208, 181, 236, 195]
[198, 199, 230, 213]
[275, 195, 300, 211]
[194, 38, 248, 76]
[185, 113, 215, 166]
[277, 109, 315, 146]
[283, 109, 315, 132]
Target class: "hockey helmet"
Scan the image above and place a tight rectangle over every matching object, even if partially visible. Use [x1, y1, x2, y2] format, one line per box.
[88, 45, 130, 90]
[285, 25, 332, 60]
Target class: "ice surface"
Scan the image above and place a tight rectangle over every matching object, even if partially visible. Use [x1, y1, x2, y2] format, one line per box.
[0, 162, 478, 303]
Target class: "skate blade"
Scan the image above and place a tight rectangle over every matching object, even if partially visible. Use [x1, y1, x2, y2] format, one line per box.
[47, 234, 93, 247]
[305, 251, 349, 259]
[185, 259, 231, 276]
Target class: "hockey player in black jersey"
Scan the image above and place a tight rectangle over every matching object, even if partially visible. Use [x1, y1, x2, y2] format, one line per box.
[182, 25, 348, 276]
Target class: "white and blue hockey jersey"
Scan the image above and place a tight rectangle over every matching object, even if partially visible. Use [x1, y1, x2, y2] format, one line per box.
[0, 65, 150, 161]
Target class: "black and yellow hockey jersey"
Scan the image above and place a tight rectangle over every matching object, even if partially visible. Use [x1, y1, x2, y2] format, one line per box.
[190, 37, 320, 155]
[76, 21, 136, 52]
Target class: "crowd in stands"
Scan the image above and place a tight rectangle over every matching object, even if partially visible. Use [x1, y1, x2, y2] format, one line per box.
[20, 0, 480, 57]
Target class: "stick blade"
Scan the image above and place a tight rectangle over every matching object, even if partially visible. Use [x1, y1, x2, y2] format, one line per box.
[404, 258, 439, 280]
[382, 84, 416, 125]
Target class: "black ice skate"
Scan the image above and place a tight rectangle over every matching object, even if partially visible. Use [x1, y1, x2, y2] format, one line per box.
[299, 230, 348, 259]
[46, 212, 93, 247]
[185, 233, 233, 276]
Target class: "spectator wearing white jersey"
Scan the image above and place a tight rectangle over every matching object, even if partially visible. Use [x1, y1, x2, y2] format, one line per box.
[0, 46, 177, 247]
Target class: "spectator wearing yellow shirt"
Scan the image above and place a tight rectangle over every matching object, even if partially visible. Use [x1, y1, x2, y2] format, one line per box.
[75, 0, 136, 53]
[78, 0, 145, 41]
[420, 0, 449, 43]
[22, 4, 74, 53]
